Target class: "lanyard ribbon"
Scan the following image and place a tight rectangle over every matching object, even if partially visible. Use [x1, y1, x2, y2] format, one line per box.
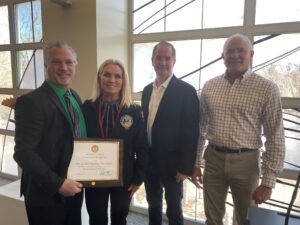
[98, 100, 123, 138]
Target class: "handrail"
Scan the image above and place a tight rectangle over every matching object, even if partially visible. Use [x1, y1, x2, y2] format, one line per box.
[133, 0, 176, 32]
[17, 48, 38, 88]
[132, 0, 156, 13]
[135, 0, 196, 34]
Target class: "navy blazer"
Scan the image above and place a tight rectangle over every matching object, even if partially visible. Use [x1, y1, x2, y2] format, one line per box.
[82, 99, 148, 187]
[14, 81, 81, 205]
[142, 75, 200, 178]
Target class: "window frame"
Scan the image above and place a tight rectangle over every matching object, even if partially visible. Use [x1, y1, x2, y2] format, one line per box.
[0, 0, 43, 179]
[129, 0, 300, 223]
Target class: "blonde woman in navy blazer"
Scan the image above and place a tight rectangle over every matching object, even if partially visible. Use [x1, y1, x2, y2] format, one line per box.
[83, 59, 148, 225]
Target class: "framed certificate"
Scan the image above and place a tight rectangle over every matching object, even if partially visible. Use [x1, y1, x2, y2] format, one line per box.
[67, 138, 123, 187]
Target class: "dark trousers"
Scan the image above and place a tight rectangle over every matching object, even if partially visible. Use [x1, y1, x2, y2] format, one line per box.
[85, 187, 131, 225]
[25, 192, 83, 225]
[145, 164, 184, 225]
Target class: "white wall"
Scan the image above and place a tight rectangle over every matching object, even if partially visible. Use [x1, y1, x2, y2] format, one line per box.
[41, 0, 128, 100]
[96, 0, 128, 67]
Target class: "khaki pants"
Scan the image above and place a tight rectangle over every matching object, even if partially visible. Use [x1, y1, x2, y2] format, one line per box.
[203, 145, 260, 225]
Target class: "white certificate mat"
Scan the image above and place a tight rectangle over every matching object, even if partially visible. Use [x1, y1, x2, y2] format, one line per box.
[67, 138, 123, 187]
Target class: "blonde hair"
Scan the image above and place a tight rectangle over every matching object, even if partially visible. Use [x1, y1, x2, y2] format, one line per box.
[91, 59, 133, 107]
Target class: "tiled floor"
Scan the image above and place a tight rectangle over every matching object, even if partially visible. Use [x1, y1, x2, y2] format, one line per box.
[0, 177, 162, 225]
[82, 207, 151, 225]
[0, 177, 11, 187]
[127, 212, 150, 225]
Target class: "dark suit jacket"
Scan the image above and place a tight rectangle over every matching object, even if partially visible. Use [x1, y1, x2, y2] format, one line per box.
[141, 75, 200, 178]
[14, 81, 82, 206]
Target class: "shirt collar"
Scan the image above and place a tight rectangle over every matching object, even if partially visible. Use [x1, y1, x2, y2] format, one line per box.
[153, 74, 173, 89]
[224, 67, 252, 82]
[46, 80, 68, 98]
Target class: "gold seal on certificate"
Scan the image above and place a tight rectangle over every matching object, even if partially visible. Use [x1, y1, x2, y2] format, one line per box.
[67, 138, 123, 187]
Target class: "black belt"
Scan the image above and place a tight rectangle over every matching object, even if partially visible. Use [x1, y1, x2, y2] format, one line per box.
[209, 143, 257, 154]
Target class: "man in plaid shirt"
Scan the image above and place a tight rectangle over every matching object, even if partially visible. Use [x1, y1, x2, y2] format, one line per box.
[192, 33, 285, 225]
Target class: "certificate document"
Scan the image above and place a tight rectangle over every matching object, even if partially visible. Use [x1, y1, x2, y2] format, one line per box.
[67, 138, 123, 187]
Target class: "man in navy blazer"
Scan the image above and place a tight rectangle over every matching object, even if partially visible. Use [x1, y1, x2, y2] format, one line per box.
[14, 41, 86, 225]
[141, 41, 200, 225]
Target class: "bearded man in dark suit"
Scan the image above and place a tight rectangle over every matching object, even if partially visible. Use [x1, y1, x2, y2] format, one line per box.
[14, 40, 86, 225]
[141, 41, 200, 225]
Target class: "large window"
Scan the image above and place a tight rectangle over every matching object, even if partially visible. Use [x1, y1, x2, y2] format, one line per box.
[133, 0, 244, 34]
[253, 34, 300, 97]
[255, 0, 300, 24]
[0, 0, 43, 178]
[130, 0, 300, 224]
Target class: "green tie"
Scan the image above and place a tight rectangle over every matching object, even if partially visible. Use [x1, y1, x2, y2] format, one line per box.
[64, 90, 81, 137]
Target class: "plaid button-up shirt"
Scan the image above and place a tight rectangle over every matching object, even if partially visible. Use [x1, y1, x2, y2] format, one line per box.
[196, 68, 285, 188]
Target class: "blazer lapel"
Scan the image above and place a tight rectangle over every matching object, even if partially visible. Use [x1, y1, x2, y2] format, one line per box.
[143, 85, 153, 121]
[154, 76, 177, 123]
[41, 82, 70, 121]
